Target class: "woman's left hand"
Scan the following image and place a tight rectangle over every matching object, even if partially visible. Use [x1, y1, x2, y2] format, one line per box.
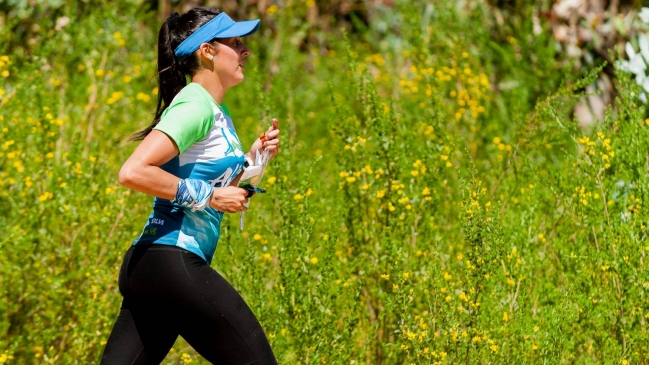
[249, 118, 280, 160]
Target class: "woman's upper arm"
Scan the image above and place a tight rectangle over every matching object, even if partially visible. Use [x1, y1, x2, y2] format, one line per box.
[119, 130, 179, 184]
[119, 97, 212, 191]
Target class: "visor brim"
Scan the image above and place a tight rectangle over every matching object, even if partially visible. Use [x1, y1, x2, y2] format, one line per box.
[217, 19, 261, 38]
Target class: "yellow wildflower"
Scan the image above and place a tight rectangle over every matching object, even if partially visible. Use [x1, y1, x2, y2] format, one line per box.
[266, 4, 278, 15]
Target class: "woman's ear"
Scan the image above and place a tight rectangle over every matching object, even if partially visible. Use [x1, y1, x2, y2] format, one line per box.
[198, 43, 215, 61]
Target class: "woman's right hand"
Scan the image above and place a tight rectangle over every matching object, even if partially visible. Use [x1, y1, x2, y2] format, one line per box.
[210, 186, 249, 213]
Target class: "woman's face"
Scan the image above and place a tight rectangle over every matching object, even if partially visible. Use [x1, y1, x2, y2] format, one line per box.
[213, 37, 250, 89]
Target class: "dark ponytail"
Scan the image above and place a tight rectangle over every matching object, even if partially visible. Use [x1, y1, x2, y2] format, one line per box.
[129, 7, 222, 141]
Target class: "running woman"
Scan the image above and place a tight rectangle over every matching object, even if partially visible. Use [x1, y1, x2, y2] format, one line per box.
[100, 7, 279, 365]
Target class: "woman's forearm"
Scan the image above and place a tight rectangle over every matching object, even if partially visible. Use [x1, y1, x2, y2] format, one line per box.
[119, 159, 181, 200]
[119, 160, 248, 213]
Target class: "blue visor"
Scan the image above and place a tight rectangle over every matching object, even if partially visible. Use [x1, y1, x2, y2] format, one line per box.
[174, 12, 260, 59]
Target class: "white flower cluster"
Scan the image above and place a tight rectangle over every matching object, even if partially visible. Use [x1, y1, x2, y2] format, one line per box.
[617, 8, 649, 102]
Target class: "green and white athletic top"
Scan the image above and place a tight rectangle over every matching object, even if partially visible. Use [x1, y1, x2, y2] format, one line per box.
[132, 83, 245, 264]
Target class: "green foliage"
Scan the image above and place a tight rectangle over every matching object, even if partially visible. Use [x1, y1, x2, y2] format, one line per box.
[1, 0, 649, 364]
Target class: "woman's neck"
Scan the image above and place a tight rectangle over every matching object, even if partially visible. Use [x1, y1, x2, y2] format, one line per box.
[192, 70, 226, 105]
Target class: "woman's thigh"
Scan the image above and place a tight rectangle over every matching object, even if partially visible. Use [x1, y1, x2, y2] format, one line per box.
[176, 253, 277, 365]
[100, 299, 179, 365]
[101, 246, 181, 364]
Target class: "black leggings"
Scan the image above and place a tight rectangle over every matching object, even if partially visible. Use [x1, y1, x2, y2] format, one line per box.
[100, 245, 277, 365]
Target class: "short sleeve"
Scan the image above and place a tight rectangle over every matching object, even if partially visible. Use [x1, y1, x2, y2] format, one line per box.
[154, 100, 214, 153]
[221, 103, 231, 118]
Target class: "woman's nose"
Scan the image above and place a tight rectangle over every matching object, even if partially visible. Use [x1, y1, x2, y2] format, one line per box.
[241, 45, 250, 57]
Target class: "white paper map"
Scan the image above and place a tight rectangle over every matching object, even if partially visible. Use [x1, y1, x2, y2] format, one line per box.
[238, 149, 270, 188]
[238, 149, 271, 230]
